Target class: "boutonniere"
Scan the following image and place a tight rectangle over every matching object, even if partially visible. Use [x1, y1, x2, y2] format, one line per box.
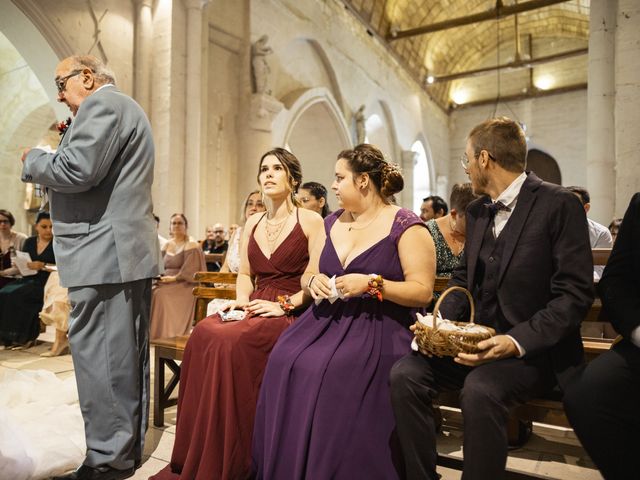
[57, 117, 72, 136]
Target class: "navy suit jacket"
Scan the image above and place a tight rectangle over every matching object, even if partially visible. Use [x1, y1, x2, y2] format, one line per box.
[598, 192, 640, 340]
[442, 172, 594, 388]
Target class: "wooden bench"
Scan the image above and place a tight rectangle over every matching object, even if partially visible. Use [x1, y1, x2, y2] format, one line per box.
[433, 248, 616, 472]
[151, 272, 237, 427]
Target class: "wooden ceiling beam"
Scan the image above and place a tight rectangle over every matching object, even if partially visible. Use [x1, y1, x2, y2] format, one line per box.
[429, 47, 588, 83]
[388, 0, 572, 41]
[448, 82, 587, 111]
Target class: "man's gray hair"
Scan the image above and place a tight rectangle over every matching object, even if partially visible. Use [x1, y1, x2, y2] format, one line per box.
[69, 55, 117, 85]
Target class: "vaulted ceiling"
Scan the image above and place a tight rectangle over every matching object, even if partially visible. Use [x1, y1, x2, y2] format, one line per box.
[342, 0, 590, 111]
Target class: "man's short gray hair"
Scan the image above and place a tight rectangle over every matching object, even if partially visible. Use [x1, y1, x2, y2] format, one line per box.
[69, 55, 117, 85]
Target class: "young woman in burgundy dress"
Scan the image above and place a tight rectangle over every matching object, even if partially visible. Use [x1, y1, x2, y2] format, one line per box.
[151, 148, 324, 480]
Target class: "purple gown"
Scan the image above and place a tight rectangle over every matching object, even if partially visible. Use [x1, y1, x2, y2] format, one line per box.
[252, 208, 425, 479]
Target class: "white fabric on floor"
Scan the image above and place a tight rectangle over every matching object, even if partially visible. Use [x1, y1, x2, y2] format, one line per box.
[0, 369, 85, 480]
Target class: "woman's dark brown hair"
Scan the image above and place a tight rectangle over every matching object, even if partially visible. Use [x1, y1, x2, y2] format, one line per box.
[0, 209, 15, 227]
[337, 144, 403, 202]
[257, 148, 303, 206]
[170, 213, 188, 228]
[449, 183, 478, 213]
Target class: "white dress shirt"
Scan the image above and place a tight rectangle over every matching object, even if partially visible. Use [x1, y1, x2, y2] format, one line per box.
[490, 172, 527, 356]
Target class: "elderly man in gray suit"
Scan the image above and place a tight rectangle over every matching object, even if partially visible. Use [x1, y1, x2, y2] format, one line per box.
[21, 55, 161, 480]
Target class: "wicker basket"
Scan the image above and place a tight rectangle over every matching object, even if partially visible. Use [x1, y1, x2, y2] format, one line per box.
[413, 286, 495, 357]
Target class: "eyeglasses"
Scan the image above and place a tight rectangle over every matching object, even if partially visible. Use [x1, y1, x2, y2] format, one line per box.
[0, 219, 10, 224]
[213, 230, 224, 234]
[55, 70, 83, 94]
[460, 150, 496, 170]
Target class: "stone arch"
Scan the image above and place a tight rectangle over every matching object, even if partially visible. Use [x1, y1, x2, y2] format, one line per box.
[526, 147, 562, 185]
[410, 133, 437, 211]
[1, 0, 71, 119]
[364, 101, 399, 162]
[273, 38, 345, 115]
[275, 88, 351, 211]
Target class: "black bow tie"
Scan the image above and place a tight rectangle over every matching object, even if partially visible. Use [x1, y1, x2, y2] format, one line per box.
[485, 201, 511, 218]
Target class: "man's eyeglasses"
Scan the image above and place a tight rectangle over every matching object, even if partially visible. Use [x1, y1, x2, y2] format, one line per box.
[0, 219, 10, 224]
[55, 70, 83, 94]
[460, 150, 496, 170]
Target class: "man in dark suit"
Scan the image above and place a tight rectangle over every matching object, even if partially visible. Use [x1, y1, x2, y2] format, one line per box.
[21, 55, 162, 480]
[390, 117, 594, 480]
[564, 193, 640, 479]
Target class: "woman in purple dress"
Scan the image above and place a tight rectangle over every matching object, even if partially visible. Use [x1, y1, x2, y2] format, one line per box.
[252, 144, 436, 479]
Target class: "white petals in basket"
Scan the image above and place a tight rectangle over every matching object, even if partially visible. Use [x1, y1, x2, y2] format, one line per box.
[411, 312, 492, 352]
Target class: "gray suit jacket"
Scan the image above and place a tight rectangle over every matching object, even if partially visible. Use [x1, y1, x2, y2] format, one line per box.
[22, 86, 162, 288]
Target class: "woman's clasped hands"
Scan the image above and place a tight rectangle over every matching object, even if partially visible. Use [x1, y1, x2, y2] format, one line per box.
[308, 273, 370, 300]
[222, 299, 286, 318]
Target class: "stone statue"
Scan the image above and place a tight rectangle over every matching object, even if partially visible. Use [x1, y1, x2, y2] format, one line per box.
[354, 104, 366, 144]
[252, 35, 273, 95]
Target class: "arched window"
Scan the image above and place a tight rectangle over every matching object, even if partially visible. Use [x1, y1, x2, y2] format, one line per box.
[411, 140, 429, 212]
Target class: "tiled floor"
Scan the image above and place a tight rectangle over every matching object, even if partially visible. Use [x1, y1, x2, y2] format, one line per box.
[1, 327, 602, 480]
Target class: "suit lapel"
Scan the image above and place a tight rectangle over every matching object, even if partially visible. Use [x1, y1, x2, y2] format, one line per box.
[466, 199, 492, 288]
[497, 173, 541, 284]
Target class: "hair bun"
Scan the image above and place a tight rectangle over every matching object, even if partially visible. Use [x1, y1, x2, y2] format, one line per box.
[381, 162, 404, 197]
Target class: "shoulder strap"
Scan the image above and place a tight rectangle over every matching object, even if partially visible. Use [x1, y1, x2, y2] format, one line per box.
[390, 208, 426, 244]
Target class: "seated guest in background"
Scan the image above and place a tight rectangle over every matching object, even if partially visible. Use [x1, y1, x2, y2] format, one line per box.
[220, 190, 266, 273]
[202, 223, 228, 271]
[252, 144, 436, 479]
[150, 148, 324, 480]
[419, 195, 448, 223]
[608, 217, 622, 244]
[0, 209, 28, 289]
[426, 182, 477, 280]
[390, 117, 594, 480]
[297, 181, 331, 217]
[155, 213, 169, 249]
[39, 270, 71, 357]
[228, 223, 239, 241]
[0, 212, 55, 349]
[564, 192, 640, 480]
[149, 213, 206, 341]
[567, 186, 613, 281]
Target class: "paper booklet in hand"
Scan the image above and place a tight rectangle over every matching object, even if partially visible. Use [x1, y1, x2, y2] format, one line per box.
[14, 251, 38, 276]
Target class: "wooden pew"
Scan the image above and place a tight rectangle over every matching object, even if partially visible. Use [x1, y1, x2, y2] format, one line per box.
[151, 272, 237, 426]
[433, 258, 615, 471]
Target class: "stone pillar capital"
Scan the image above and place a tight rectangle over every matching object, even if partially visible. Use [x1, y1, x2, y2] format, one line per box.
[132, 0, 153, 7]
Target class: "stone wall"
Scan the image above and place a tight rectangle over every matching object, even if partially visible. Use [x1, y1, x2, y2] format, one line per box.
[449, 90, 588, 192]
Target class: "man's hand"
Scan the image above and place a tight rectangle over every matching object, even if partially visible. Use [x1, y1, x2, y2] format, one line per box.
[454, 334, 519, 367]
[21, 148, 32, 163]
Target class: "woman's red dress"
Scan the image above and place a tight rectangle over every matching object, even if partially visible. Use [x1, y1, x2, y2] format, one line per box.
[151, 217, 309, 480]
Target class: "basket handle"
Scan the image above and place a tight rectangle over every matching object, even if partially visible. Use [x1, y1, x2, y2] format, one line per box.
[432, 286, 475, 331]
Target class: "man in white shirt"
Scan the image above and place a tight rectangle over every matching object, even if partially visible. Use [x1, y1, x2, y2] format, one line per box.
[566, 186, 613, 280]
[391, 117, 594, 480]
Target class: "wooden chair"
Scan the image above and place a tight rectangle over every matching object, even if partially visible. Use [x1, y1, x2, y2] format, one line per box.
[152, 272, 237, 426]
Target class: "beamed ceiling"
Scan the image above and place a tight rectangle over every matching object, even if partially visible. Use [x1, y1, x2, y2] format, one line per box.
[342, 0, 590, 112]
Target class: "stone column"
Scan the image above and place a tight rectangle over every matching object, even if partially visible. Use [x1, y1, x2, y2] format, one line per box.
[133, 0, 153, 114]
[237, 94, 284, 197]
[614, 0, 640, 216]
[401, 150, 417, 210]
[586, 0, 617, 224]
[183, 0, 209, 235]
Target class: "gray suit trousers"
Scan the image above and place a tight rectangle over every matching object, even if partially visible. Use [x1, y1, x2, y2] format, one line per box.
[67, 279, 151, 470]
